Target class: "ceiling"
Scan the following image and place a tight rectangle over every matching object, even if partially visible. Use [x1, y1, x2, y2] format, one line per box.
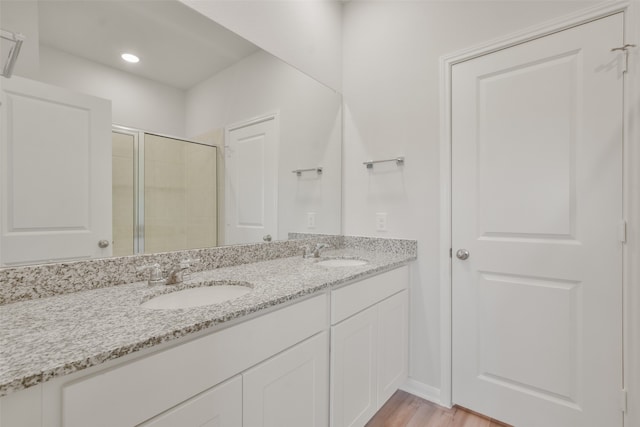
[37, 0, 260, 90]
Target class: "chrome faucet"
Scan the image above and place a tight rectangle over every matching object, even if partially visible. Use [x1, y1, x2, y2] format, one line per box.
[302, 243, 328, 258]
[166, 261, 190, 285]
[313, 243, 327, 257]
[137, 263, 165, 286]
[137, 259, 200, 286]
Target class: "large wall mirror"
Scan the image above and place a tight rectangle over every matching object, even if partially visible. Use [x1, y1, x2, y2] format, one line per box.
[0, 0, 342, 267]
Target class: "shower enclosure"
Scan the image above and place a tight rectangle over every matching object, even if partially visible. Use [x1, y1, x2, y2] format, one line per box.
[112, 126, 217, 256]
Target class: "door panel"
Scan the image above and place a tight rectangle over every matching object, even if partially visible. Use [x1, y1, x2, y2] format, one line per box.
[478, 52, 577, 238]
[330, 306, 378, 427]
[452, 14, 623, 427]
[236, 134, 266, 226]
[0, 76, 111, 265]
[243, 331, 328, 427]
[477, 273, 580, 404]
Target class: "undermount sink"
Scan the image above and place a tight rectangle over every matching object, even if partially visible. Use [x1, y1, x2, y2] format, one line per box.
[141, 281, 253, 310]
[316, 258, 368, 267]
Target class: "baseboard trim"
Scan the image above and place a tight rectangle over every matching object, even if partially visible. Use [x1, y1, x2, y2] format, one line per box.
[400, 379, 448, 408]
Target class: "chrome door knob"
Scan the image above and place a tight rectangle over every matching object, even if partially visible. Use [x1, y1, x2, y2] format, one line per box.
[456, 249, 470, 260]
[98, 239, 110, 248]
[263, 234, 272, 242]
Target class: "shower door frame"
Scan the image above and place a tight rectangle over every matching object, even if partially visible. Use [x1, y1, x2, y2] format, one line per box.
[112, 126, 142, 254]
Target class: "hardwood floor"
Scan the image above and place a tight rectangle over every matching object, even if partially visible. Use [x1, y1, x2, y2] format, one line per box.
[366, 390, 512, 427]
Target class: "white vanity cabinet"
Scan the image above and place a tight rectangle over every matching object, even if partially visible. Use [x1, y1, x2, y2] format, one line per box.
[330, 266, 409, 427]
[0, 263, 411, 427]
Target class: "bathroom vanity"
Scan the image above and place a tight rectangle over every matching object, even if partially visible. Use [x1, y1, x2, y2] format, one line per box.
[0, 236, 415, 427]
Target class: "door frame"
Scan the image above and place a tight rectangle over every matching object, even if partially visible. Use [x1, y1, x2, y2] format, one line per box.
[224, 112, 280, 245]
[438, 2, 638, 424]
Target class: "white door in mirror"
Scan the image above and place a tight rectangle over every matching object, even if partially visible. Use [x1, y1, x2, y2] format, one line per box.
[0, 76, 112, 266]
[225, 114, 278, 245]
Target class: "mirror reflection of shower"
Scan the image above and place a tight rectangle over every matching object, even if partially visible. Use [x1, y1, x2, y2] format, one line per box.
[112, 126, 217, 256]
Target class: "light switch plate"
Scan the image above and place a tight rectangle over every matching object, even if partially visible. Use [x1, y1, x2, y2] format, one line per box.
[307, 212, 316, 229]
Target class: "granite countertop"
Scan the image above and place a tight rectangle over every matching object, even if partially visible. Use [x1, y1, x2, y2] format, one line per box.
[0, 248, 414, 397]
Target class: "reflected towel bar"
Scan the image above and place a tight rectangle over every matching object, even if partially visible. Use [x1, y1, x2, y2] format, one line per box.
[363, 157, 404, 169]
[292, 167, 323, 176]
[1, 29, 25, 78]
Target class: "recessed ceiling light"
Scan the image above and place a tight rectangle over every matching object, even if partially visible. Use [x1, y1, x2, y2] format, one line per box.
[121, 53, 140, 63]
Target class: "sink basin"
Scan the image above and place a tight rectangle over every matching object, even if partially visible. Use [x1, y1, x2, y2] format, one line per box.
[316, 258, 368, 267]
[141, 282, 252, 310]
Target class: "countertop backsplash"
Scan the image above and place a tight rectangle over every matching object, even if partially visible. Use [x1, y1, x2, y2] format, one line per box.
[0, 234, 416, 305]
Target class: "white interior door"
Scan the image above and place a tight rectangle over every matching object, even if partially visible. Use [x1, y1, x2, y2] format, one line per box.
[452, 14, 624, 427]
[225, 114, 278, 245]
[0, 76, 112, 266]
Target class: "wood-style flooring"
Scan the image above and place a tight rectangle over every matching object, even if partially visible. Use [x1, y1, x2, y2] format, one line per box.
[366, 390, 513, 427]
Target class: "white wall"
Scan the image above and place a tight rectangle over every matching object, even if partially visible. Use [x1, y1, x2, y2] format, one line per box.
[342, 0, 599, 399]
[179, 0, 342, 92]
[186, 50, 342, 241]
[37, 46, 186, 137]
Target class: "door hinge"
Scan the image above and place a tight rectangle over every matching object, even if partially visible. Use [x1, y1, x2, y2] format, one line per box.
[618, 220, 627, 243]
[449, 248, 453, 258]
[611, 44, 636, 74]
[621, 389, 627, 413]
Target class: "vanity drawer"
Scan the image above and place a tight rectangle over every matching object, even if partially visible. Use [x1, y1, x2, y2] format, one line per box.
[331, 266, 408, 325]
[62, 293, 328, 427]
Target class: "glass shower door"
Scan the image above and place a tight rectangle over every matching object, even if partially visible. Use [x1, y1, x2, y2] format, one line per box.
[143, 133, 217, 253]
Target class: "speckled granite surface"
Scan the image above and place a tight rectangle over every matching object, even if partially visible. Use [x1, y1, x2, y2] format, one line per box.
[0, 236, 341, 305]
[289, 233, 418, 256]
[0, 243, 416, 397]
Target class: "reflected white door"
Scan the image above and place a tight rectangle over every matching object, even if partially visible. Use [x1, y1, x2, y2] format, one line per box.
[225, 114, 278, 245]
[452, 14, 623, 427]
[0, 76, 112, 266]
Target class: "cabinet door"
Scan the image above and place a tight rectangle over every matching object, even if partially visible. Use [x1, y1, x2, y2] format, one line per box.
[330, 306, 378, 427]
[377, 290, 408, 406]
[243, 331, 328, 427]
[140, 376, 241, 427]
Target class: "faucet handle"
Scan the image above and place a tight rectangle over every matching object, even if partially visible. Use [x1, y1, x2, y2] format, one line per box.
[178, 258, 201, 282]
[180, 258, 201, 268]
[311, 243, 332, 258]
[136, 263, 165, 286]
[300, 245, 312, 258]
